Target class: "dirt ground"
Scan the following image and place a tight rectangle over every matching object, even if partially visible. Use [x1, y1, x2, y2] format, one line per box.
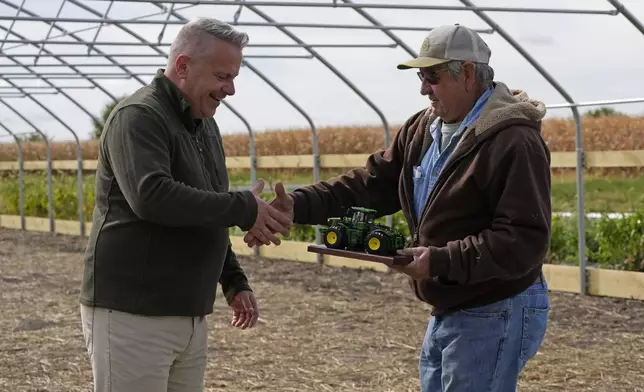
[1, 228, 643, 392]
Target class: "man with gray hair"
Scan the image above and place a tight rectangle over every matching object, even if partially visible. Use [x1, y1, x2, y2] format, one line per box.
[79, 17, 292, 391]
[246, 24, 552, 391]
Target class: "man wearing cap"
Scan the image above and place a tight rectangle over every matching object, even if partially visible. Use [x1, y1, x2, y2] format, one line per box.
[246, 24, 552, 391]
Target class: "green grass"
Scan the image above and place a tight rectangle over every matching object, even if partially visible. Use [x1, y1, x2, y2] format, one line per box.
[551, 175, 644, 212]
[229, 169, 644, 213]
[1, 172, 644, 216]
[1, 171, 644, 271]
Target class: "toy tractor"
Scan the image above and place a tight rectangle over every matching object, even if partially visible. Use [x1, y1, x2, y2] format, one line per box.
[319, 206, 406, 256]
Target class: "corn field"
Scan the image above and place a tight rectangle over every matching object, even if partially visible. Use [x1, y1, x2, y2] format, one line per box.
[0, 115, 643, 161]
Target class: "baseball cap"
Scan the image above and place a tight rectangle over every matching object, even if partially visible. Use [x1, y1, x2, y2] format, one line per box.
[397, 24, 491, 70]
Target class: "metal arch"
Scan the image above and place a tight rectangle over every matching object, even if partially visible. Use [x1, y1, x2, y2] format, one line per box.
[64, 0, 294, 203]
[607, 0, 644, 35]
[243, 4, 399, 231]
[0, 15, 117, 107]
[65, 0, 258, 140]
[0, 0, 133, 98]
[4, 0, 258, 237]
[60, 1, 621, 16]
[0, 99, 55, 232]
[341, 0, 418, 65]
[0, 75, 88, 235]
[457, 0, 587, 294]
[0, 122, 25, 230]
[148, 1, 320, 175]
[230, 4, 397, 156]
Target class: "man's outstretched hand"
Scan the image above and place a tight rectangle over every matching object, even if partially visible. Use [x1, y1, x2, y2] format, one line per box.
[245, 181, 294, 248]
[247, 179, 293, 246]
[229, 290, 259, 329]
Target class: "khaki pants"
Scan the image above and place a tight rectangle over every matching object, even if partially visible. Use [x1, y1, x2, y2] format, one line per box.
[80, 304, 208, 392]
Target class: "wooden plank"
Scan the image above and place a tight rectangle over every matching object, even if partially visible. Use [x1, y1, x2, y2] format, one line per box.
[308, 244, 413, 266]
[225, 156, 251, 169]
[0, 214, 22, 229]
[230, 235, 254, 256]
[587, 268, 644, 300]
[258, 155, 314, 169]
[324, 254, 389, 273]
[54, 219, 83, 236]
[550, 152, 577, 168]
[320, 154, 369, 168]
[586, 150, 644, 168]
[3, 150, 644, 171]
[24, 216, 51, 232]
[259, 239, 317, 263]
[542, 264, 581, 293]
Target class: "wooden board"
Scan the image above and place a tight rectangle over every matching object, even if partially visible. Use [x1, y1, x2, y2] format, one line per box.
[307, 244, 413, 267]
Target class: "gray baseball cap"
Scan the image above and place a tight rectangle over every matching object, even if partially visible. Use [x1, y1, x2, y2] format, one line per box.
[397, 24, 491, 70]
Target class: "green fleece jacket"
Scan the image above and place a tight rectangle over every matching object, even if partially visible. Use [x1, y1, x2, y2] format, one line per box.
[79, 70, 258, 317]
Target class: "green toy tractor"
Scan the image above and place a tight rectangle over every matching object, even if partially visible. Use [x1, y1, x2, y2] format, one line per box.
[319, 206, 406, 256]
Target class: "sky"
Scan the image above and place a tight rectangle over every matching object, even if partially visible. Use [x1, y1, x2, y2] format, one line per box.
[0, 0, 643, 142]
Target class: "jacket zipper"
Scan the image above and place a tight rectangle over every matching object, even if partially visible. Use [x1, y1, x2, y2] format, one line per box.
[411, 142, 478, 245]
[194, 132, 213, 188]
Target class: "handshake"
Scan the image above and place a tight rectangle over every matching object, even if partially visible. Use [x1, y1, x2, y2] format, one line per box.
[244, 179, 295, 247]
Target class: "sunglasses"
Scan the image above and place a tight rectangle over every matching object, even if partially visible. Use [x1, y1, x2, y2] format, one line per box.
[417, 67, 449, 85]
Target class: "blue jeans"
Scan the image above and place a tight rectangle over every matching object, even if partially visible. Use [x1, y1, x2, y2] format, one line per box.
[419, 277, 549, 392]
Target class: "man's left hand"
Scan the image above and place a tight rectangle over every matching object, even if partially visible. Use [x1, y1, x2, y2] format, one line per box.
[392, 247, 431, 280]
[229, 290, 259, 329]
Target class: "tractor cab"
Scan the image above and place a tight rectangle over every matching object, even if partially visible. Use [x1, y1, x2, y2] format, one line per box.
[347, 207, 375, 226]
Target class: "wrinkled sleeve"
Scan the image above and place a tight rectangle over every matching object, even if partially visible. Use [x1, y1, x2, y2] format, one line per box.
[218, 240, 252, 305]
[289, 117, 417, 225]
[103, 104, 258, 230]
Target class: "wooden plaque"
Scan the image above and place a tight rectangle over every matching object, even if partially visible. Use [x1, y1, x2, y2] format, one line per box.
[307, 244, 414, 267]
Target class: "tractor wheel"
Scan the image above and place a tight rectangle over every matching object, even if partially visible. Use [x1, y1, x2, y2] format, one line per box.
[365, 231, 389, 255]
[324, 227, 345, 249]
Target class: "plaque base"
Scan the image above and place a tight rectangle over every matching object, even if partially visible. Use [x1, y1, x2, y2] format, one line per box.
[307, 244, 413, 267]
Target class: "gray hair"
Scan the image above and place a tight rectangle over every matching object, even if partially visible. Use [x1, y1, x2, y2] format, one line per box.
[168, 17, 249, 62]
[446, 60, 495, 89]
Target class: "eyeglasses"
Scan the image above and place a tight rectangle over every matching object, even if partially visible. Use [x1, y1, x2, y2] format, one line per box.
[417, 67, 449, 85]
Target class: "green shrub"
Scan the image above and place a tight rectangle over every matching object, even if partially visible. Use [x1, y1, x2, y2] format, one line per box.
[1, 174, 642, 272]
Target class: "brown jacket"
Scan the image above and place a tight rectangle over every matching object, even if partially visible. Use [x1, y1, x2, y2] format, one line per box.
[290, 82, 551, 313]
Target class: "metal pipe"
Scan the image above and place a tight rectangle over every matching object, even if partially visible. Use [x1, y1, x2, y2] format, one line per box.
[0, 16, 494, 33]
[246, 4, 400, 244]
[82, 0, 619, 15]
[0, 99, 54, 232]
[5, 75, 132, 79]
[0, 16, 118, 104]
[60, 1, 259, 248]
[0, 91, 58, 95]
[0, 2, 197, 53]
[1, 72, 156, 77]
[606, 0, 644, 35]
[0, 55, 312, 63]
[0, 53, 318, 58]
[0, 122, 25, 230]
[0, 39, 399, 48]
[458, 0, 587, 294]
[341, 0, 420, 227]
[571, 107, 587, 295]
[0, 77, 87, 235]
[0, 0, 150, 89]
[221, 102, 258, 256]
[547, 97, 644, 109]
[0, 86, 96, 89]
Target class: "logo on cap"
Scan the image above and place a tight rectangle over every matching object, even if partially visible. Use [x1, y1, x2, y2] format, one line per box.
[420, 38, 430, 55]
